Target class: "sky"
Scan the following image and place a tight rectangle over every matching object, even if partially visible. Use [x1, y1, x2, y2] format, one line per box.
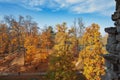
[0, 0, 116, 36]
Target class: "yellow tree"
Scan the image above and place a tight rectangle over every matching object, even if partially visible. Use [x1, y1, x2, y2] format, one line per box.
[47, 23, 77, 80]
[78, 23, 106, 80]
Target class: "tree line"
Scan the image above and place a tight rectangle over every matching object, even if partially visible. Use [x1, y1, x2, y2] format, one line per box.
[0, 15, 108, 80]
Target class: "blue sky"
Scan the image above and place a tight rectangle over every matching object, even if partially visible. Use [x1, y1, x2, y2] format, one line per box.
[0, 0, 115, 35]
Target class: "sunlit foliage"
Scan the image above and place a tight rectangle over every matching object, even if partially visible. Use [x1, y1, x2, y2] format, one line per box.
[78, 24, 106, 80]
[0, 16, 107, 80]
[47, 23, 77, 80]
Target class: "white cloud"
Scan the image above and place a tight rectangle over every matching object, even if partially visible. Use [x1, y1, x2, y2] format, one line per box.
[22, 0, 45, 7]
[65, 0, 84, 4]
[20, 0, 45, 11]
[0, 0, 115, 15]
[70, 0, 115, 14]
[21, 4, 42, 11]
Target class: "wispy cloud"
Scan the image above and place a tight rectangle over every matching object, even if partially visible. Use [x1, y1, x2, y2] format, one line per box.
[69, 0, 115, 15]
[0, 0, 115, 15]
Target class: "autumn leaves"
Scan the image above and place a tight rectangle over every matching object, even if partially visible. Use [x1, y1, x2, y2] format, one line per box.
[0, 16, 107, 80]
[47, 23, 106, 80]
[79, 24, 106, 80]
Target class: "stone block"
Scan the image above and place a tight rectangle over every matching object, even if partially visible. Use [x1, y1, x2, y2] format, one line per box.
[112, 12, 120, 21]
[119, 53, 120, 58]
[117, 6, 120, 12]
[116, 0, 120, 10]
[103, 54, 119, 64]
[107, 34, 117, 44]
[104, 0, 120, 80]
[116, 26, 120, 33]
[106, 44, 117, 53]
[116, 34, 120, 41]
[114, 20, 120, 26]
[105, 27, 117, 34]
[116, 42, 120, 52]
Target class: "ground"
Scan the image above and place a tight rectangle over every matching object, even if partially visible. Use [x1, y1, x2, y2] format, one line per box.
[0, 53, 48, 80]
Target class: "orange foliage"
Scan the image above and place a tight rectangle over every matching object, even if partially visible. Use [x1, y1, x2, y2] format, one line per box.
[24, 27, 53, 64]
[0, 24, 9, 54]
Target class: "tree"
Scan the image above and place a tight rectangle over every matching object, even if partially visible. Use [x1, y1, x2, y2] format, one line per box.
[3, 15, 25, 53]
[73, 18, 85, 38]
[72, 18, 85, 56]
[47, 23, 77, 80]
[0, 15, 54, 64]
[78, 23, 106, 80]
[40, 26, 54, 50]
[24, 26, 54, 64]
[0, 23, 9, 54]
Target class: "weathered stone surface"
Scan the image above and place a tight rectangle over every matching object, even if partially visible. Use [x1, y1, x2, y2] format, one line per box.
[119, 53, 120, 58]
[106, 44, 117, 53]
[112, 12, 120, 21]
[116, 42, 120, 52]
[105, 27, 117, 34]
[116, 0, 120, 10]
[116, 26, 120, 33]
[104, 0, 120, 80]
[107, 34, 117, 44]
[116, 34, 120, 41]
[103, 54, 119, 64]
[116, 6, 120, 12]
[114, 20, 120, 26]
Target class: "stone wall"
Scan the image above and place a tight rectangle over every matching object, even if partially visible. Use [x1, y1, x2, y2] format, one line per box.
[103, 0, 120, 80]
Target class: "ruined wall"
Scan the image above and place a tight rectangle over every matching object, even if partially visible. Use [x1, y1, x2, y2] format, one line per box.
[103, 0, 120, 80]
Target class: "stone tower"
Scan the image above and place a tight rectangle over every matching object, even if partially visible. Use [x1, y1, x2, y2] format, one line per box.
[103, 0, 120, 80]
